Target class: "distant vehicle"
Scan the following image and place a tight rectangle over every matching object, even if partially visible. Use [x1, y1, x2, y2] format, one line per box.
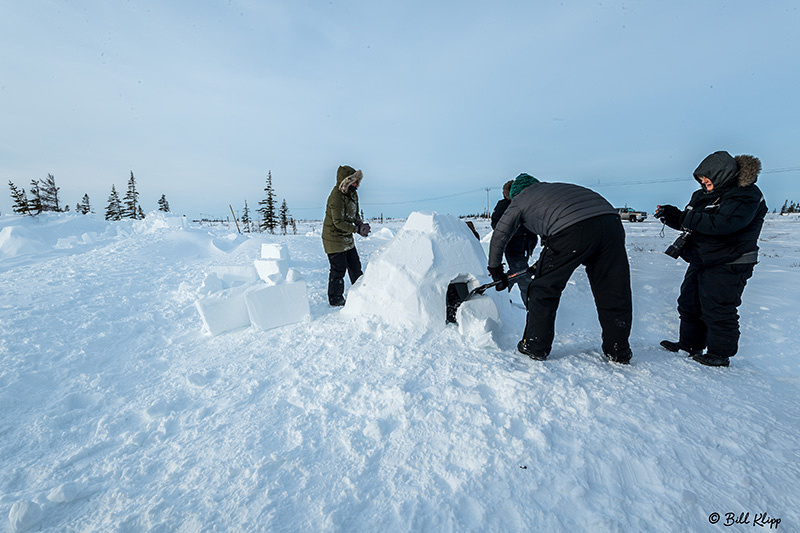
[617, 207, 647, 222]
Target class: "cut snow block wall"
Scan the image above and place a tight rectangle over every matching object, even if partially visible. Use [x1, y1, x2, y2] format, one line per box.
[195, 284, 252, 336]
[245, 281, 310, 331]
[343, 211, 509, 331]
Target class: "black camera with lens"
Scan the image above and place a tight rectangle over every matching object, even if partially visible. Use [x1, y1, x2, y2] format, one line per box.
[665, 230, 691, 259]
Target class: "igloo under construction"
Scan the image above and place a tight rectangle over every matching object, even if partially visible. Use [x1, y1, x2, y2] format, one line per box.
[342, 212, 515, 342]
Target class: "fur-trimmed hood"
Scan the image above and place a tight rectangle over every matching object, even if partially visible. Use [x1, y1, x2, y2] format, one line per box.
[734, 154, 761, 187]
[693, 151, 761, 190]
[336, 165, 363, 194]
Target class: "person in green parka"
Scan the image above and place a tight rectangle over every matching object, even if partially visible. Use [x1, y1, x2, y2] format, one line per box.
[322, 165, 371, 306]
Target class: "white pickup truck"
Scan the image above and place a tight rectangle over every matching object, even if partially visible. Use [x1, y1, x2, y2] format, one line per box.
[617, 207, 647, 222]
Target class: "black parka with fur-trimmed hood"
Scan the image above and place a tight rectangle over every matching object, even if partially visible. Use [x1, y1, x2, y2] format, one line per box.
[322, 165, 363, 254]
[665, 151, 767, 266]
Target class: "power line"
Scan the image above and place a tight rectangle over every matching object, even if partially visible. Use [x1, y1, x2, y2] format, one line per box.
[289, 166, 800, 210]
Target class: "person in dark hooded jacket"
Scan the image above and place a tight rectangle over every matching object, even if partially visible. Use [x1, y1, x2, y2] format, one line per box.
[488, 173, 633, 364]
[490, 177, 538, 307]
[322, 165, 371, 306]
[655, 151, 766, 367]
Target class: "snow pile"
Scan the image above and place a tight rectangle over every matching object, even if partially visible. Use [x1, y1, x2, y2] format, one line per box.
[343, 211, 512, 340]
[195, 242, 309, 335]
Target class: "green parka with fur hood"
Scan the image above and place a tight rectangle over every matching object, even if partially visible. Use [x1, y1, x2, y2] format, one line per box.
[322, 165, 363, 254]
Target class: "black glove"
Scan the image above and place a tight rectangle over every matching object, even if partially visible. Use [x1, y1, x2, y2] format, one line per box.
[654, 204, 681, 227]
[354, 222, 371, 237]
[487, 265, 509, 291]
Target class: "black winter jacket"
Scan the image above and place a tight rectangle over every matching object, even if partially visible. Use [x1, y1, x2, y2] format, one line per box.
[490, 199, 537, 259]
[665, 153, 766, 266]
[489, 182, 616, 268]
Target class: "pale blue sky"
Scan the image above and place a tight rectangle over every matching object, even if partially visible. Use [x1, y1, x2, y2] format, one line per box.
[2, 1, 799, 220]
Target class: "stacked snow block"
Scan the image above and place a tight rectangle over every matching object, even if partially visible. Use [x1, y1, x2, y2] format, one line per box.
[195, 243, 310, 335]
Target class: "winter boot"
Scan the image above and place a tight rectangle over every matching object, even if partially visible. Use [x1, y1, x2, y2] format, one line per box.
[691, 352, 730, 367]
[604, 347, 632, 365]
[329, 296, 346, 307]
[517, 340, 547, 361]
[660, 340, 701, 357]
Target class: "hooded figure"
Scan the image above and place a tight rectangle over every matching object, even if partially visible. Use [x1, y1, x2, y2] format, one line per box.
[488, 174, 633, 364]
[490, 175, 539, 307]
[655, 151, 766, 366]
[322, 165, 370, 306]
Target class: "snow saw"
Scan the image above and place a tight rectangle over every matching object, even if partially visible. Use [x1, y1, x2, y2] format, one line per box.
[446, 268, 533, 324]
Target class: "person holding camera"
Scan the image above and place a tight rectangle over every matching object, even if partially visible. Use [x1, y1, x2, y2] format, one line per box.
[488, 174, 633, 364]
[490, 178, 538, 308]
[655, 151, 766, 367]
[322, 165, 370, 306]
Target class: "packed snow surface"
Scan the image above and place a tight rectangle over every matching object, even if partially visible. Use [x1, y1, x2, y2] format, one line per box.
[1, 211, 799, 532]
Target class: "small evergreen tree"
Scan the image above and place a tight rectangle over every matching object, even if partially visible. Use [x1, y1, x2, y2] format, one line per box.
[279, 199, 289, 235]
[105, 185, 122, 221]
[157, 194, 170, 212]
[123, 171, 140, 219]
[9, 181, 30, 215]
[39, 173, 61, 212]
[137, 206, 146, 219]
[258, 171, 277, 233]
[241, 200, 251, 233]
[77, 193, 91, 214]
[27, 179, 43, 215]
[290, 216, 297, 235]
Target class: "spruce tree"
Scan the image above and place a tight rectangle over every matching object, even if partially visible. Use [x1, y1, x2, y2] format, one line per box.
[9, 181, 30, 215]
[39, 173, 61, 212]
[290, 217, 297, 235]
[158, 194, 170, 212]
[279, 199, 289, 235]
[77, 193, 91, 214]
[241, 200, 251, 233]
[123, 171, 140, 219]
[258, 171, 277, 233]
[27, 179, 43, 215]
[137, 206, 146, 219]
[106, 185, 122, 221]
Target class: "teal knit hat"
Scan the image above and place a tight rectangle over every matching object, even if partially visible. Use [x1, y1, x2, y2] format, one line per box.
[509, 173, 539, 198]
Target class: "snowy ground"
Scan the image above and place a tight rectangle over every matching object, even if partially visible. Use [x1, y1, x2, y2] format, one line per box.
[1, 211, 798, 532]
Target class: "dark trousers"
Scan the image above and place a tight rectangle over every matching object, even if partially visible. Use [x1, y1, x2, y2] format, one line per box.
[678, 263, 754, 358]
[523, 214, 632, 357]
[506, 251, 532, 307]
[327, 248, 363, 304]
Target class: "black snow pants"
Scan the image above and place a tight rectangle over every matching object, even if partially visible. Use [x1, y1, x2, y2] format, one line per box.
[677, 262, 754, 358]
[523, 214, 632, 358]
[327, 247, 363, 305]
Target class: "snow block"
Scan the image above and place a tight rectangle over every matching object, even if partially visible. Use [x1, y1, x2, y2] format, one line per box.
[343, 211, 509, 331]
[456, 294, 502, 349]
[208, 265, 259, 286]
[254, 258, 289, 284]
[195, 284, 251, 335]
[261, 243, 289, 260]
[245, 281, 310, 331]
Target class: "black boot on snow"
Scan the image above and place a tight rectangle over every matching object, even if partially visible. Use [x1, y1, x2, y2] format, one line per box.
[517, 340, 547, 361]
[604, 347, 632, 365]
[329, 297, 346, 307]
[691, 352, 730, 367]
[660, 340, 701, 357]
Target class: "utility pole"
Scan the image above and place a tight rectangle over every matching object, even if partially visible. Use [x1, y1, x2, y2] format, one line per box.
[485, 187, 491, 219]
